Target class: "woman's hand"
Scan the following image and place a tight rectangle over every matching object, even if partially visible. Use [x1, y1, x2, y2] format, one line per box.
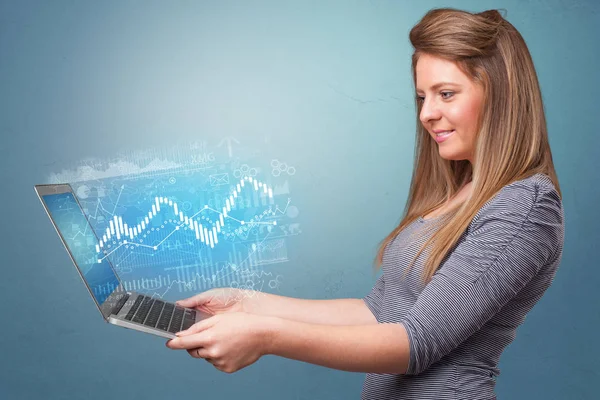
[166, 312, 275, 373]
[175, 287, 251, 315]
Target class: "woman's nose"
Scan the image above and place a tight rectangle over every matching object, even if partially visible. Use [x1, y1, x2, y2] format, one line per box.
[419, 99, 441, 125]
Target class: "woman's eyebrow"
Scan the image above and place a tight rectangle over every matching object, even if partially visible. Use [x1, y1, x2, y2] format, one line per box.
[416, 82, 460, 93]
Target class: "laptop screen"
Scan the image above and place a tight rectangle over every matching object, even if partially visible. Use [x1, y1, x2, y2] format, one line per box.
[42, 192, 120, 305]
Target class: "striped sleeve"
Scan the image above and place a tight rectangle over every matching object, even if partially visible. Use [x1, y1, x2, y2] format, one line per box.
[363, 274, 385, 322]
[400, 183, 563, 375]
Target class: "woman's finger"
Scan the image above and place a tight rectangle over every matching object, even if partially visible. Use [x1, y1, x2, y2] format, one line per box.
[176, 315, 216, 337]
[175, 291, 212, 307]
[187, 348, 216, 366]
[187, 347, 210, 359]
[168, 324, 215, 349]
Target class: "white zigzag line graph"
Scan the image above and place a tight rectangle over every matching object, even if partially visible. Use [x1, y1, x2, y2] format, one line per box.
[96, 176, 277, 261]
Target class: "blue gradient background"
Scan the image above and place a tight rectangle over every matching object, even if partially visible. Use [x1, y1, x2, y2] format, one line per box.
[1, 1, 598, 399]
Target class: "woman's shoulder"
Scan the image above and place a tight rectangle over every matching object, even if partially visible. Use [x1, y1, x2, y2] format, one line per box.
[497, 172, 558, 199]
[504, 172, 558, 194]
[470, 172, 562, 228]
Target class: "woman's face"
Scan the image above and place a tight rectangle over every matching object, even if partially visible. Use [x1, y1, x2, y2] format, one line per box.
[415, 54, 484, 164]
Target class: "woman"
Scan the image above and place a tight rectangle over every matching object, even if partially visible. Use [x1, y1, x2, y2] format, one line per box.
[167, 8, 564, 399]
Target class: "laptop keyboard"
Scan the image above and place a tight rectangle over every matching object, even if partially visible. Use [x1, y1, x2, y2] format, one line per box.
[122, 294, 196, 333]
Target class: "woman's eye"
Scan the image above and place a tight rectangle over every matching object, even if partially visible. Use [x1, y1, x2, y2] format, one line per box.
[416, 92, 453, 102]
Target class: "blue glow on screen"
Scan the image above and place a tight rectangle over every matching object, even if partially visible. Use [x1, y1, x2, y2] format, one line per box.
[43, 192, 120, 305]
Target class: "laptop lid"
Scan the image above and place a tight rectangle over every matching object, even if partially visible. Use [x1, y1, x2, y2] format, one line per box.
[34, 184, 126, 320]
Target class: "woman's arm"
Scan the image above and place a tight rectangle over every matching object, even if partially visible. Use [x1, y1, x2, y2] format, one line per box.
[244, 291, 378, 325]
[265, 318, 410, 374]
[168, 313, 409, 374]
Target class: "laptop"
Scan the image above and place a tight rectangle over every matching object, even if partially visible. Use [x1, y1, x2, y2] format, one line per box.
[34, 183, 211, 339]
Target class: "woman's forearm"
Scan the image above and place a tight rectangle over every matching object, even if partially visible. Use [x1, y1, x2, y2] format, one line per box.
[243, 291, 377, 325]
[263, 317, 410, 374]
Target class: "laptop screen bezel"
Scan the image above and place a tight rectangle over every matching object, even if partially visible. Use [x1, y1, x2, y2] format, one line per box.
[34, 183, 127, 320]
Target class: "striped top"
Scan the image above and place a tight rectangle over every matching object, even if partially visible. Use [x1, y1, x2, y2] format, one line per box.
[361, 173, 564, 400]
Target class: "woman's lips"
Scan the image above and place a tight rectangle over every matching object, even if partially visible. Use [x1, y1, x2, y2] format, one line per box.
[434, 130, 455, 143]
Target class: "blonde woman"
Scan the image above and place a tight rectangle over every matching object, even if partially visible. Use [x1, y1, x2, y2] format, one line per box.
[167, 8, 564, 400]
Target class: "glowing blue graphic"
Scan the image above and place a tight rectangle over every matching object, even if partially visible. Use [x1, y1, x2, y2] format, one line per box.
[47, 141, 301, 300]
[95, 176, 276, 259]
[42, 192, 120, 304]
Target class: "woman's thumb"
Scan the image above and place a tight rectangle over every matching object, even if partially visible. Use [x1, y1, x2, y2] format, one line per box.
[176, 293, 208, 307]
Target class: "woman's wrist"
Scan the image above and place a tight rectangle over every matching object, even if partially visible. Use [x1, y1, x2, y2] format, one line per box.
[240, 288, 262, 314]
[259, 315, 282, 356]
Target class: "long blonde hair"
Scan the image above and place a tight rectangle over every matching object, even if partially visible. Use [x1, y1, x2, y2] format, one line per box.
[375, 8, 561, 283]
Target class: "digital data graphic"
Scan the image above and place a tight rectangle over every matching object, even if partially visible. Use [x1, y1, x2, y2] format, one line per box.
[46, 140, 300, 302]
[42, 192, 121, 305]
